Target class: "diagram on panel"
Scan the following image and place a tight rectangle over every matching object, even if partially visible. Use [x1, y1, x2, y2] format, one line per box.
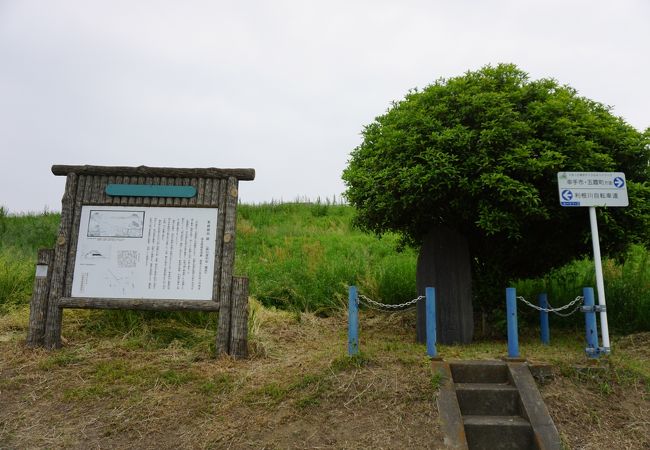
[104, 269, 136, 295]
[88, 210, 145, 238]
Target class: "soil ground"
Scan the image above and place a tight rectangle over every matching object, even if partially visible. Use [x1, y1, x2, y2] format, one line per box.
[1, 304, 648, 449]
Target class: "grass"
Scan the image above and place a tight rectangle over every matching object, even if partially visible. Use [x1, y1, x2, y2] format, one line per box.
[0, 200, 648, 448]
[513, 244, 650, 333]
[236, 202, 417, 313]
[0, 207, 59, 313]
[0, 202, 648, 334]
[0, 296, 648, 448]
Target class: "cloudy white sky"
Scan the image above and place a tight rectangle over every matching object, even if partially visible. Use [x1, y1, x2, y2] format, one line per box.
[1, 0, 648, 213]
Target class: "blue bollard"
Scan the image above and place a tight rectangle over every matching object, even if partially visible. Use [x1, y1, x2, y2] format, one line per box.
[348, 286, 359, 356]
[426, 287, 437, 357]
[539, 293, 550, 345]
[506, 287, 519, 358]
[583, 287, 599, 359]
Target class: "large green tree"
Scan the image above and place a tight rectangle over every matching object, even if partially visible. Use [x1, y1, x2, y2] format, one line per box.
[343, 64, 650, 344]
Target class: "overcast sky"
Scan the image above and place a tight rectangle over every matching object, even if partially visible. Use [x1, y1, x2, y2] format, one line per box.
[1, 0, 648, 213]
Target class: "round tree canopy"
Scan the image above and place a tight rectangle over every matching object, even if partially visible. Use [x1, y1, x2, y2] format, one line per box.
[343, 64, 650, 284]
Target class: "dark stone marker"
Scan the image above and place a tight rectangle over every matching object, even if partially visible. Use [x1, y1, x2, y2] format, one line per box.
[416, 227, 474, 345]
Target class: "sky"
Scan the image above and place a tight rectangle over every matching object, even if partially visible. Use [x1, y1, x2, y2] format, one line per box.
[1, 0, 648, 213]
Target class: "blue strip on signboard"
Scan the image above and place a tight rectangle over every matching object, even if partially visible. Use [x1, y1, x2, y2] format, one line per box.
[105, 184, 197, 198]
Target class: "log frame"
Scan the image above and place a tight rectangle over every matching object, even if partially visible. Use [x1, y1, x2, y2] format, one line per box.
[29, 165, 253, 357]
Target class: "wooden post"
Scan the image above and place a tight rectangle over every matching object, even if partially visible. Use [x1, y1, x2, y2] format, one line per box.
[216, 177, 239, 355]
[26, 249, 55, 348]
[44, 173, 78, 349]
[229, 277, 249, 358]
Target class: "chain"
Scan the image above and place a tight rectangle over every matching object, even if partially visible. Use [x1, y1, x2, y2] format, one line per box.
[358, 294, 425, 311]
[517, 295, 584, 317]
[546, 300, 584, 317]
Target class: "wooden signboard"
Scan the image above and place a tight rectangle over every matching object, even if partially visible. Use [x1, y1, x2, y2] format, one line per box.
[26, 165, 255, 357]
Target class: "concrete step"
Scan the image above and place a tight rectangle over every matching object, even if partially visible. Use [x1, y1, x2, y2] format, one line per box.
[435, 360, 561, 450]
[450, 360, 509, 383]
[463, 415, 534, 450]
[455, 382, 521, 416]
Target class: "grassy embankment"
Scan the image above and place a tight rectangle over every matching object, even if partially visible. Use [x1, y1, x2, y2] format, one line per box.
[0, 203, 648, 448]
[1, 202, 649, 332]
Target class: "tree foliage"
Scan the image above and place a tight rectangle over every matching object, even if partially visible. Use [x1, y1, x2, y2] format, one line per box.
[343, 64, 650, 293]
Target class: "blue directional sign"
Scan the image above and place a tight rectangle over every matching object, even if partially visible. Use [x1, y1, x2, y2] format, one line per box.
[557, 172, 628, 207]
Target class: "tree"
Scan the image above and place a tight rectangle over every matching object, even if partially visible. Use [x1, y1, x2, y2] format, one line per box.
[342, 64, 650, 344]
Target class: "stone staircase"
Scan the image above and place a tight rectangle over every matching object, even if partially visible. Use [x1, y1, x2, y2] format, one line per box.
[434, 360, 560, 450]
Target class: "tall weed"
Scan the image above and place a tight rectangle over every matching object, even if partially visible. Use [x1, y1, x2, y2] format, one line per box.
[0, 248, 34, 312]
[1, 205, 648, 335]
[236, 203, 417, 313]
[514, 245, 650, 333]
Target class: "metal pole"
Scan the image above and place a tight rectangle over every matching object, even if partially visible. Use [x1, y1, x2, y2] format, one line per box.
[583, 287, 599, 358]
[506, 287, 519, 358]
[589, 207, 611, 353]
[426, 287, 437, 357]
[539, 293, 550, 345]
[348, 286, 359, 356]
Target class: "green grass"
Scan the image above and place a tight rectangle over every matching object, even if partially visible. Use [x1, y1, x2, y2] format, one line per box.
[0, 248, 35, 313]
[0, 208, 59, 313]
[1, 202, 649, 333]
[236, 202, 417, 313]
[514, 244, 650, 333]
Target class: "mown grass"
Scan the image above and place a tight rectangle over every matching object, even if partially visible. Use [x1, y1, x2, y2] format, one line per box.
[1, 300, 647, 449]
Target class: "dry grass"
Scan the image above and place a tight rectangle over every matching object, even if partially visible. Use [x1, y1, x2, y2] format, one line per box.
[0, 304, 648, 449]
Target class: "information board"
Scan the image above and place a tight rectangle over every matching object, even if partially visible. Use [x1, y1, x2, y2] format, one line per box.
[557, 172, 628, 207]
[71, 206, 218, 300]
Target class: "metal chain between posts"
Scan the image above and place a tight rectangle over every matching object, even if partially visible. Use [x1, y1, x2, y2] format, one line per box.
[358, 294, 425, 311]
[517, 295, 584, 317]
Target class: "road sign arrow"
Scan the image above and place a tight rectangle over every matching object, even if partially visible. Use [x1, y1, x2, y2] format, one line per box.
[613, 177, 625, 188]
[561, 190, 573, 201]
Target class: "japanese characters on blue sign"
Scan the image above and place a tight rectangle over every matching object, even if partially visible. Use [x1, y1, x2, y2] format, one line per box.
[557, 172, 628, 207]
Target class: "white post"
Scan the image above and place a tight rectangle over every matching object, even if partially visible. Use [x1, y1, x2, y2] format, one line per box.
[588, 206, 610, 353]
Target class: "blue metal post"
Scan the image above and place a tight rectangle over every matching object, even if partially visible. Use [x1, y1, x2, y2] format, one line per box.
[539, 293, 550, 345]
[348, 286, 359, 356]
[583, 287, 599, 359]
[426, 287, 437, 358]
[506, 287, 519, 358]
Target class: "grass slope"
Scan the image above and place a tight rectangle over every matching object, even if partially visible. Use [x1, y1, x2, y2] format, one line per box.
[1, 202, 649, 333]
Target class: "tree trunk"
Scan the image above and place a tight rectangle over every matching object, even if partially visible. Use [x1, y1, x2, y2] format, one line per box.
[416, 227, 474, 344]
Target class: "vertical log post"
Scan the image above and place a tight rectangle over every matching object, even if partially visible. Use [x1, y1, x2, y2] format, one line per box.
[216, 177, 239, 355]
[229, 276, 249, 358]
[26, 249, 55, 347]
[44, 173, 78, 349]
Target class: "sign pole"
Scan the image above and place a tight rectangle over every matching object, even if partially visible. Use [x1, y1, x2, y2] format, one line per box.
[588, 206, 610, 353]
[558, 171, 626, 356]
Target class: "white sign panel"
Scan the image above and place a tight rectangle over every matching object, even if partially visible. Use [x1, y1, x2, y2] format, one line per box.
[557, 172, 628, 207]
[71, 206, 218, 300]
